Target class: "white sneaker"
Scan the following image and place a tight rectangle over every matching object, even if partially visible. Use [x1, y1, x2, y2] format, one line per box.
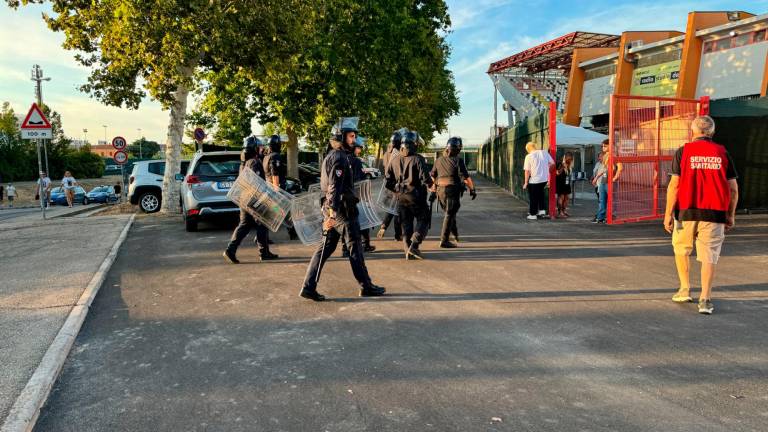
[526, 215, 538, 220]
[537, 210, 546, 216]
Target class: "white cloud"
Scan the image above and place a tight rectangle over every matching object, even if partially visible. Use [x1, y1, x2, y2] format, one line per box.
[449, 0, 518, 31]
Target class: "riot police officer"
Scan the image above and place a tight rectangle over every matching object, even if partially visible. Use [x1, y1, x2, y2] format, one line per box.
[430, 137, 476, 248]
[223, 136, 279, 263]
[263, 134, 298, 240]
[385, 131, 433, 260]
[376, 130, 404, 241]
[342, 137, 375, 254]
[299, 118, 385, 301]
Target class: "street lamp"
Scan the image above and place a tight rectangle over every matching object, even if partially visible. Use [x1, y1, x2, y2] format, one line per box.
[137, 128, 143, 158]
[102, 125, 107, 145]
[83, 129, 88, 147]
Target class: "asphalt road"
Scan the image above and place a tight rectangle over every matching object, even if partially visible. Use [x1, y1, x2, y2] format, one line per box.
[34, 180, 768, 431]
[0, 214, 132, 423]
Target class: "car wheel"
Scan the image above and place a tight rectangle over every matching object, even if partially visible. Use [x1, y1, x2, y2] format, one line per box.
[83, 197, 89, 205]
[366, 173, 373, 180]
[185, 217, 198, 232]
[139, 192, 161, 213]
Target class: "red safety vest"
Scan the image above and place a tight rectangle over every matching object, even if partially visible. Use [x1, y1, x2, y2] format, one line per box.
[676, 138, 732, 222]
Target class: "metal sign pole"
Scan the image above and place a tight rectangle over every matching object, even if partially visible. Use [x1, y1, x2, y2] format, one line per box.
[35, 139, 46, 219]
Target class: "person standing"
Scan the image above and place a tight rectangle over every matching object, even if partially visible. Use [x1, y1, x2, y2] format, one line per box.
[592, 151, 609, 223]
[376, 130, 404, 241]
[522, 142, 554, 220]
[263, 134, 298, 241]
[342, 137, 375, 254]
[37, 171, 52, 208]
[664, 116, 738, 315]
[430, 137, 476, 248]
[299, 117, 385, 301]
[555, 152, 574, 218]
[114, 182, 122, 203]
[61, 171, 77, 208]
[6, 183, 16, 208]
[385, 130, 433, 260]
[223, 136, 279, 264]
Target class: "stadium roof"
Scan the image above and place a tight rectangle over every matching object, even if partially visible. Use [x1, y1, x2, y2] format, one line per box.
[487, 32, 620, 75]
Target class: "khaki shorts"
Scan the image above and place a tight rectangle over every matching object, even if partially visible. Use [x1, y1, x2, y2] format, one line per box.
[672, 220, 725, 264]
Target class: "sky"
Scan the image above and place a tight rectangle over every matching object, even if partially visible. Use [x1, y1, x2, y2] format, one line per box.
[1, 1, 765, 147]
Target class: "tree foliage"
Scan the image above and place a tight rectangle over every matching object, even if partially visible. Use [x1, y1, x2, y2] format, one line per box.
[127, 138, 161, 159]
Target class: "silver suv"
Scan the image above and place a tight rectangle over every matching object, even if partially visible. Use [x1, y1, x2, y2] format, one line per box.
[128, 160, 190, 213]
[178, 151, 241, 232]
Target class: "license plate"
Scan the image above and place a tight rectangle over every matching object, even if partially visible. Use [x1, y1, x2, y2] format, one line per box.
[217, 181, 233, 190]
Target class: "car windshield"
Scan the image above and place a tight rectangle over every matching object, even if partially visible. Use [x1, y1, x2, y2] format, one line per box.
[193, 155, 240, 176]
[51, 187, 63, 193]
[91, 187, 109, 193]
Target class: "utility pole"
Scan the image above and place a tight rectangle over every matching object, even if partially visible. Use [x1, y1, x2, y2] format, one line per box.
[137, 128, 142, 158]
[83, 129, 88, 148]
[102, 125, 108, 145]
[31, 64, 51, 177]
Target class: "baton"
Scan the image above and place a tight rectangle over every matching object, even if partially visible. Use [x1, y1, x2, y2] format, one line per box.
[316, 228, 328, 284]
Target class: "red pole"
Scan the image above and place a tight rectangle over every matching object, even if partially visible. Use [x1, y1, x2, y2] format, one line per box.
[653, 100, 661, 218]
[607, 95, 615, 225]
[548, 102, 557, 220]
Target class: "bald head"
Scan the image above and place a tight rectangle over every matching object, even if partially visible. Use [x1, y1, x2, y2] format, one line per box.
[691, 115, 715, 137]
[525, 142, 537, 153]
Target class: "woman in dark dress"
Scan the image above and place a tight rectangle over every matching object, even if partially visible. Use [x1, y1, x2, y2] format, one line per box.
[556, 152, 574, 218]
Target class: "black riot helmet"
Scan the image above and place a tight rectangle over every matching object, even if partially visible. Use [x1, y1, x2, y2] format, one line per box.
[242, 136, 263, 161]
[268, 134, 281, 154]
[401, 131, 420, 156]
[390, 130, 403, 150]
[446, 136, 462, 157]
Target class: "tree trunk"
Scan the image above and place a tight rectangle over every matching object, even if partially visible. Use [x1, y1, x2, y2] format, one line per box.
[375, 141, 383, 170]
[286, 124, 299, 179]
[160, 68, 192, 214]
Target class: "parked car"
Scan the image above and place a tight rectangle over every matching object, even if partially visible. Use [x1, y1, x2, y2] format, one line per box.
[359, 159, 381, 179]
[128, 159, 190, 213]
[86, 185, 119, 204]
[50, 186, 87, 205]
[297, 165, 321, 189]
[178, 151, 242, 232]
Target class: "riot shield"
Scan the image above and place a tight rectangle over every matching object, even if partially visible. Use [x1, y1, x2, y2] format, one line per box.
[290, 191, 325, 246]
[376, 181, 398, 215]
[355, 180, 383, 230]
[227, 168, 293, 232]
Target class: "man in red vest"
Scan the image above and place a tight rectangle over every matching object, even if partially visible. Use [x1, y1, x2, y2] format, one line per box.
[664, 115, 739, 315]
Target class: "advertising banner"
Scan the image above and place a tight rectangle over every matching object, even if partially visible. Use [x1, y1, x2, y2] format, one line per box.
[631, 60, 681, 97]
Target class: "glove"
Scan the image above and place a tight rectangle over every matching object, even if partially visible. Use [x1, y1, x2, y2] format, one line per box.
[428, 191, 437, 204]
[470, 189, 477, 200]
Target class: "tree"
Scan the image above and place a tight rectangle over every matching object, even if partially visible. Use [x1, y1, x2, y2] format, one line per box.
[127, 138, 160, 159]
[0, 102, 34, 182]
[8, 0, 314, 213]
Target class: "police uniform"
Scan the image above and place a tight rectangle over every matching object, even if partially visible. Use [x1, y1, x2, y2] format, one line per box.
[431, 154, 469, 246]
[299, 119, 384, 301]
[342, 152, 375, 253]
[377, 138, 403, 241]
[385, 132, 433, 259]
[224, 139, 276, 263]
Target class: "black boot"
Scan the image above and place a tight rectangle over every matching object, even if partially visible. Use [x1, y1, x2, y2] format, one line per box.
[360, 284, 386, 297]
[260, 250, 279, 261]
[406, 243, 423, 260]
[299, 289, 326, 301]
[440, 241, 457, 248]
[223, 249, 239, 264]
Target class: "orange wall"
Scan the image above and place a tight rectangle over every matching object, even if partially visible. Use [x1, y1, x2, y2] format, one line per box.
[615, 31, 683, 94]
[563, 47, 618, 126]
[677, 11, 756, 98]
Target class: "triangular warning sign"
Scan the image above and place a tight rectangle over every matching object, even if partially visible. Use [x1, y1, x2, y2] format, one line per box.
[20, 103, 52, 129]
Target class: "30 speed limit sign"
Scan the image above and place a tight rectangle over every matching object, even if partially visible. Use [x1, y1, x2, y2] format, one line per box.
[112, 136, 127, 150]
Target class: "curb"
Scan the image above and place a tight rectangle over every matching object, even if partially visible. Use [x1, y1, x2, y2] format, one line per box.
[1, 213, 136, 432]
[50, 204, 107, 219]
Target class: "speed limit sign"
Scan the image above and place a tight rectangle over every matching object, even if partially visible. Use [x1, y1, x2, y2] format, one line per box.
[112, 136, 127, 150]
[113, 150, 128, 165]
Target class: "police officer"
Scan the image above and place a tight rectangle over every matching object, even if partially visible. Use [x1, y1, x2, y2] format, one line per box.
[263, 134, 298, 240]
[223, 136, 279, 263]
[385, 131, 433, 260]
[376, 130, 404, 241]
[430, 137, 476, 248]
[342, 137, 375, 254]
[299, 118, 385, 301]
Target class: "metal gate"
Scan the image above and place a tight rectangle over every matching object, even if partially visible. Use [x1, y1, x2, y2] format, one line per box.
[607, 95, 709, 224]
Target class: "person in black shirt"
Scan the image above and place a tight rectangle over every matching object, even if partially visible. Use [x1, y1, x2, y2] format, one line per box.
[299, 117, 385, 301]
[342, 137, 376, 255]
[385, 131, 433, 260]
[223, 136, 278, 264]
[376, 130, 404, 241]
[430, 137, 476, 248]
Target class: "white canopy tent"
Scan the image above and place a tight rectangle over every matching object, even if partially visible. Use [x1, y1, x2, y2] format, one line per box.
[555, 123, 607, 175]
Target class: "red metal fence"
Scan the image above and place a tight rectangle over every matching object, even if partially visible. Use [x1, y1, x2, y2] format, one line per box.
[607, 95, 709, 224]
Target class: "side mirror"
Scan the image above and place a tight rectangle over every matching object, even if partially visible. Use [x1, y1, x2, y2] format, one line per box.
[174, 173, 184, 181]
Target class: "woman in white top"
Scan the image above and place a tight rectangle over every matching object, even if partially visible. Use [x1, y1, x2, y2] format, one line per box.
[61, 171, 77, 208]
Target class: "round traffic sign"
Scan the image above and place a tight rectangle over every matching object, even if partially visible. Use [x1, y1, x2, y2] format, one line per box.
[113, 150, 128, 165]
[194, 127, 206, 142]
[112, 136, 127, 150]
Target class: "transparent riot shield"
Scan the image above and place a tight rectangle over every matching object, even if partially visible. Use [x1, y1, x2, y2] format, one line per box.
[376, 181, 398, 215]
[227, 168, 293, 232]
[290, 191, 325, 246]
[307, 183, 322, 194]
[355, 180, 383, 230]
